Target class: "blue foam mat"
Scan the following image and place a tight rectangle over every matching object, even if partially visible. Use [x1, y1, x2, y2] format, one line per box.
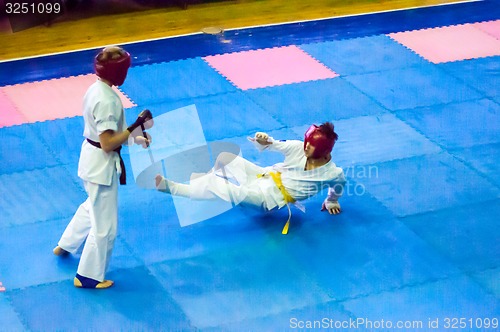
[300, 34, 429, 75]
[206, 300, 353, 332]
[439, 56, 500, 98]
[345, 65, 483, 111]
[450, 143, 500, 187]
[342, 275, 500, 326]
[9, 266, 193, 331]
[271, 192, 460, 301]
[396, 98, 500, 149]
[0, 165, 86, 227]
[119, 58, 237, 106]
[0, 218, 143, 290]
[0, 124, 61, 175]
[138, 91, 285, 141]
[244, 78, 389, 127]
[0, 218, 80, 289]
[119, 184, 296, 266]
[0, 295, 24, 330]
[360, 152, 500, 217]
[28, 116, 85, 166]
[401, 200, 500, 272]
[471, 268, 500, 299]
[148, 240, 331, 329]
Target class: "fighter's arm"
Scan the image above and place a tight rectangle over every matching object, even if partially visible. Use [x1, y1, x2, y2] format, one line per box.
[99, 109, 153, 152]
[247, 132, 273, 152]
[250, 132, 302, 159]
[99, 129, 132, 153]
[321, 172, 346, 215]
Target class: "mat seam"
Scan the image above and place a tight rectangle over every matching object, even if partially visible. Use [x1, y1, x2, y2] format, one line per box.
[391, 98, 500, 192]
[387, 21, 500, 64]
[0, 89, 29, 128]
[466, 266, 500, 299]
[0, 290, 31, 331]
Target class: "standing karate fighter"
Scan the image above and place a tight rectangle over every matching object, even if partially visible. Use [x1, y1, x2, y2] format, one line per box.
[53, 46, 153, 289]
[156, 122, 346, 228]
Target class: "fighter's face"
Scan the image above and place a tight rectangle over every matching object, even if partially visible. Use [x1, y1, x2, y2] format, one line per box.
[304, 141, 316, 158]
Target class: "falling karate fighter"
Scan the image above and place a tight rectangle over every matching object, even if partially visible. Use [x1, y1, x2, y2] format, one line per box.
[155, 122, 346, 233]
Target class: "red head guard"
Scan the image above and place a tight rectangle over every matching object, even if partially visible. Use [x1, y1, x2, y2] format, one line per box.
[304, 124, 335, 159]
[94, 49, 131, 86]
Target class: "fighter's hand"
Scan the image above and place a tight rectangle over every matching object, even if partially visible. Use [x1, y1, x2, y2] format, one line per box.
[134, 132, 151, 149]
[255, 132, 271, 145]
[321, 201, 341, 215]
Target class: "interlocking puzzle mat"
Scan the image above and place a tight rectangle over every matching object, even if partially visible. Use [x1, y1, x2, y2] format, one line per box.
[0, 1, 499, 330]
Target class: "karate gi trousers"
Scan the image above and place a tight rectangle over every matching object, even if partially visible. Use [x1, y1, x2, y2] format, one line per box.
[58, 173, 118, 282]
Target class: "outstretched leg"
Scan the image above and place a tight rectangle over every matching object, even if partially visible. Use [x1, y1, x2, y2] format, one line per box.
[212, 152, 265, 184]
[155, 174, 170, 193]
[155, 174, 192, 197]
[155, 153, 265, 201]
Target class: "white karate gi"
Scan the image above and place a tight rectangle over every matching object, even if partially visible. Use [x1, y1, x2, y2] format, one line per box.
[58, 80, 126, 282]
[184, 139, 345, 211]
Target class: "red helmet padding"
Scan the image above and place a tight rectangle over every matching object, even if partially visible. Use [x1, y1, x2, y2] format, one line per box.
[94, 51, 131, 86]
[304, 124, 335, 158]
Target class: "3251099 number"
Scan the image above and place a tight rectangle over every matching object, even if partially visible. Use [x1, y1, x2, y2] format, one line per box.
[443, 317, 498, 329]
[5, 1, 62, 15]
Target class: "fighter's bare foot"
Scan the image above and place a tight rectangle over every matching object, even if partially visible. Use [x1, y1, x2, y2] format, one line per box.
[155, 174, 170, 193]
[53, 246, 69, 256]
[74, 277, 114, 289]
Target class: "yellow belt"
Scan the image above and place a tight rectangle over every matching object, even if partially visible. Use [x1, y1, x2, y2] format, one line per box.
[258, 171, 295, 234]
[268, 172, 296, 204]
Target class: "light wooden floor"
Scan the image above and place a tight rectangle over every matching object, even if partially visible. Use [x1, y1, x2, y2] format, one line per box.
[0, 0, 458, 60]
